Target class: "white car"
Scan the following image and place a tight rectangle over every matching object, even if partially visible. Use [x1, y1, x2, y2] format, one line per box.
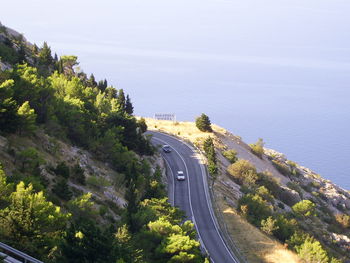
[177, 171, 185, 181]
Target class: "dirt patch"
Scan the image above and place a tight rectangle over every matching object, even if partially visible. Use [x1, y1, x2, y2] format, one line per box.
[217, 196, 300, 263]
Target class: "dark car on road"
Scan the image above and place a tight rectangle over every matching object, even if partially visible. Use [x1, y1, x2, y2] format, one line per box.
[162, 145, 172, 153]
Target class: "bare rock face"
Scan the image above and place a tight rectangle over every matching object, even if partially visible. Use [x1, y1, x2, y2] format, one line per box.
[330, 233, 350, 253]
[279, 187, 301, 206]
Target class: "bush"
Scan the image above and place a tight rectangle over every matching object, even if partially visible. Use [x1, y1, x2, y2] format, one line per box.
[249, 138, 265, 158]
[256, 186, 274, 203]
[195, 113, 212, 132]
[335, 214, 350, 229]
[272, 160, 291, 177]
[238, 193, 272, 226]
[227, 159, 258, 186]
[260, 216, 279, 235]
[54, 162, 70, 178]
[256, 171, 282, 199]
[274, 214, 298, 242]
[222, 149, 237, 163]
[292, 200, 316, 218]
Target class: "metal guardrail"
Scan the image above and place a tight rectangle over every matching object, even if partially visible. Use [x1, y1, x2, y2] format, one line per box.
[0, 242, 43, 263]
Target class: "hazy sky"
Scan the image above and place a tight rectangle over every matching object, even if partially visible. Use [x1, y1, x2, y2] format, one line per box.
[2, 0, 350, 77]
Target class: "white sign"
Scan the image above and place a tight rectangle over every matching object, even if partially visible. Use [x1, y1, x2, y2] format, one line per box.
[154, 113, 176, 122]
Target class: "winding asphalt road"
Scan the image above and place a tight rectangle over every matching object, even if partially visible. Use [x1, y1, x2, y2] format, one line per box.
[149, 131, 239, 263]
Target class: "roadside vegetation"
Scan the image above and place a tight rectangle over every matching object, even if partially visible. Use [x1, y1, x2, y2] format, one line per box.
[0, 25, 206, 263]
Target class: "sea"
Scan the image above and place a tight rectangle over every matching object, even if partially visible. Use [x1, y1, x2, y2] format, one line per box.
[1, 0, 350, 190]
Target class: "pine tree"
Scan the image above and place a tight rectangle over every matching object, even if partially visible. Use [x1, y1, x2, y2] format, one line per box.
[125, 95, 133, 115]
[117, 89, 126, 112]
[0, 79, 20, 133]
[38, 41, 53, 65]
[125, 180, 138, 232]
[88, 74, 97, 87]
[17, 101, 37, 134]
[195, 113, 212, 132]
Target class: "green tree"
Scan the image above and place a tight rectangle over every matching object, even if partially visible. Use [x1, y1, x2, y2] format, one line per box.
[60, 217, 115, 263]
[17, 101, 36, 134]
[292, 200, 316, 218]
[273, 214, 297, 242]
[87, 73, 97, 87]
[54, 161, 70, 178]
[125, 180, 139, 232]
[137, 117, 148, 133]
[38, 41, 52, 66]
[0, 79, 19, 133]
[0, 182, 69, 260]
[17, 147, 41, 172]
[60, 55, 78, 76]
[117, 89, 126, 112]
[238, 193, 272, 226]
[71, 163, 86, 185]
[125, 94, 134, 115]
[296, 238, 329, 263]
[195, 113, 212, 132]
[203, 137, 218, 180]
[52, 178, 72, 201]
[0, 165, 12, 208]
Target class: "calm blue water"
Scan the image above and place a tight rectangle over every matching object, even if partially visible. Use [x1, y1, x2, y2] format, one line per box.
[126, 60, 350, 190]
[2, 0, 350, 189]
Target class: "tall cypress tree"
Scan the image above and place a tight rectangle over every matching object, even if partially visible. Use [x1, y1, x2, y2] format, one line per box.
[117, 89, 126, 112]
[125, 95, 133, 115]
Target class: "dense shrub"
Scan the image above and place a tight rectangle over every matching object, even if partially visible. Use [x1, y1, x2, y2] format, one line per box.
[238, 193, 272, 226]
[227, 159, 258, 186]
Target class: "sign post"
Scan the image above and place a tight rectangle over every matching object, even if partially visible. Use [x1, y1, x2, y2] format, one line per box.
[154, 113, 176, 122]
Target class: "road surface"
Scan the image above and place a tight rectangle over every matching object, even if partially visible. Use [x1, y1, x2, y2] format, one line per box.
[149, 131, 239, 263]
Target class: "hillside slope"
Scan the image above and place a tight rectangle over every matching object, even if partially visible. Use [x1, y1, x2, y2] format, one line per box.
[145, 118, 350, 263]
[0, 23, 208, 263]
